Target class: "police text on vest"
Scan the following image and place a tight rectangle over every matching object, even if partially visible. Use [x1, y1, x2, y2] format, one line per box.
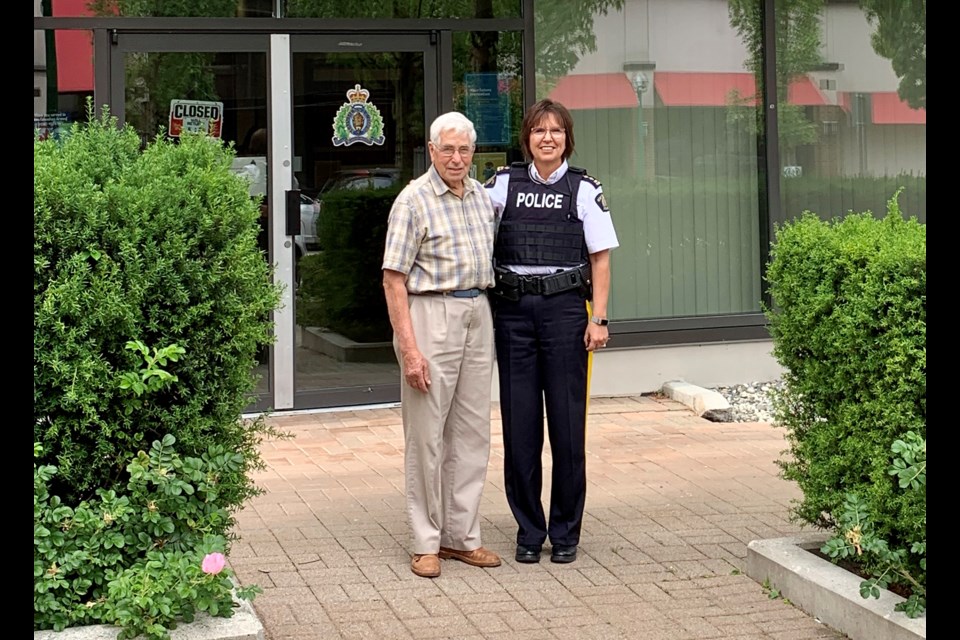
[515, 193, 565, 208]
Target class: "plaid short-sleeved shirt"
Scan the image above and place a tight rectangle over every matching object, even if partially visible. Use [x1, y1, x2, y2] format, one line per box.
[382, 165, 496, 294]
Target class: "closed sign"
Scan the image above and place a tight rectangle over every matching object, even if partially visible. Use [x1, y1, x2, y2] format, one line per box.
[169, 100, 223, 138]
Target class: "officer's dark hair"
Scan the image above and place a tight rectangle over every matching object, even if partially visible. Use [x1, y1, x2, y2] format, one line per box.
[520, 99, 575, 162]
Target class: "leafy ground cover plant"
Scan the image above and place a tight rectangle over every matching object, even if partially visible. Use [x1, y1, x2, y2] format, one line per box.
[35, 434, 262, 639]
[820, 432, 926, 617]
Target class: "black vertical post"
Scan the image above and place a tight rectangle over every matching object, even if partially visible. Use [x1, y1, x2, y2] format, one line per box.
[759, 0, 781, 313]
[42, 0, 58, 114]
[521, 0, 535, 112]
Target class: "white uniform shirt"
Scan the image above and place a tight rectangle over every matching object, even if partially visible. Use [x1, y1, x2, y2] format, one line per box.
[485, 160, 619, 275]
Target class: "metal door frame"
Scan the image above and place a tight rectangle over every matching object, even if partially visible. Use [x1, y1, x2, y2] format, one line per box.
[287, 33, 441, 410]
[107, 30, 441, 412]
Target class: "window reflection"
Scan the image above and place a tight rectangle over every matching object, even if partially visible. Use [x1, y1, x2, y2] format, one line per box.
[777, 3, 926, 225]
[286, 0, 521, 19]
[532, 0, 925, 322]
[534, 1, 763, 319]
[82, 0, 273, 17]
[452, 31, 525, 178]
[34, 28, 93, 141]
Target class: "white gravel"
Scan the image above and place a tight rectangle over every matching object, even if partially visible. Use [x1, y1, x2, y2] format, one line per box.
[709, 379, 785, 423]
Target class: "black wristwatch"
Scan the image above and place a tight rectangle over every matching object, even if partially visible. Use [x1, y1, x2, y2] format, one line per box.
[590, 315, 609, 326]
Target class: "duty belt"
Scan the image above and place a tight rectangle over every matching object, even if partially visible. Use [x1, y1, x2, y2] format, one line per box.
[491, 264, 592, 301]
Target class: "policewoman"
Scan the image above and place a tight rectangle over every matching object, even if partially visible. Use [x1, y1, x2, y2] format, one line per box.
[484, 99, 619, 564]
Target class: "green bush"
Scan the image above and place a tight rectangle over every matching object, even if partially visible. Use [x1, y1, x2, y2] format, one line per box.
[34, 105, 286, 636]
[34, 105, 282, 506]
[764, 190, 925, 615]
[295, 186, 401, 342]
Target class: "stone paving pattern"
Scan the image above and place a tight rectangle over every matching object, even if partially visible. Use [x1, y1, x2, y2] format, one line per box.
[229, 395, 845, 640]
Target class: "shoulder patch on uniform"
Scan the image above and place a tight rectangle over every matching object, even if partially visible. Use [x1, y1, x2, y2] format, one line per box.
[484, 166, 510, 188]
[582, 174, 602, 189]
[595, 191, 610, 212]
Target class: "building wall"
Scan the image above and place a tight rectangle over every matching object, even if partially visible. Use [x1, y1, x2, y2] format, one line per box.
[824, 4, 902, 94]
[34, 4, 924, 408]
[576, 0, 752, 75]
[493, 339, 786, 398]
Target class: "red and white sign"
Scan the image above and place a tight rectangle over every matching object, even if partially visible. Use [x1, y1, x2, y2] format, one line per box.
[168, 100, 224, 138]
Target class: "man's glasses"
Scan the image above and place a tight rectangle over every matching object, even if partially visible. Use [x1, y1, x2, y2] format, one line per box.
[531, 127, 566, 138]
[436, 145, 475, 158]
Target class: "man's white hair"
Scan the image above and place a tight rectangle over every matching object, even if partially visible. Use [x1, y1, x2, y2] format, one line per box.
[429, 111, 477, 146]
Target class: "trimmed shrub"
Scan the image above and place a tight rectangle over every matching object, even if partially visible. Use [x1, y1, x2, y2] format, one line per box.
[764, 190, 925, 614]
[34, 106, 282, 506]
[34, 105, 285, 636]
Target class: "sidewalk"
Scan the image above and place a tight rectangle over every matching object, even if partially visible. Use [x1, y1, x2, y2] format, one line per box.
[228, 395, 844, 640]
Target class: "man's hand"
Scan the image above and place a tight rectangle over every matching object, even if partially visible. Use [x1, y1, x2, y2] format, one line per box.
[383, 269, 428, 390]
[402, 349, 432, 392]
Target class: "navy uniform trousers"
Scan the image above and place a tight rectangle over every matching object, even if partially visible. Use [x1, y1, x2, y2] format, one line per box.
[494, 287, 589, 548]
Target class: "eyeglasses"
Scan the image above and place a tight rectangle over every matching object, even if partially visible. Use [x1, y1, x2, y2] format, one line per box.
[435, 145, 475, 158]
[531, 127, 566, 138]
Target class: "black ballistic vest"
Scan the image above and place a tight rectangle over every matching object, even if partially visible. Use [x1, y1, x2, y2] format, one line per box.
[494, 163, 588, 267]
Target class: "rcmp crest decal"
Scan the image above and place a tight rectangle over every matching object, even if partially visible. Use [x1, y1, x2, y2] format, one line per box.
[332, 84, 385, 147]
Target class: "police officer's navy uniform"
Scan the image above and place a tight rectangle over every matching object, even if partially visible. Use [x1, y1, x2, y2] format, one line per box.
[485, 160, 618, 553]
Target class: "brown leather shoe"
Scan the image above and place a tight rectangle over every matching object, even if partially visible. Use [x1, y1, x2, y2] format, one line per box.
[438, 546, 502, 568]
[411, 553, 440, 578]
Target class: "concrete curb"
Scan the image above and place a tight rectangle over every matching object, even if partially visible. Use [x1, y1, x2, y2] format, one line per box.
[745, 533, 925, 640]
[661, 379, 734, 421]
[301, 327, 394, 363]
[34, 591, 264, 640]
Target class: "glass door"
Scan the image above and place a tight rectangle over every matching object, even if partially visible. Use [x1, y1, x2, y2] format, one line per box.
[111, 31, 438, 413]
[110, 33, 277, 413]
[289, 34, 438, 410]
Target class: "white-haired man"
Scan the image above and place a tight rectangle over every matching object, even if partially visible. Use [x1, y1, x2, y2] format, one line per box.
[382, 111, 501, 578]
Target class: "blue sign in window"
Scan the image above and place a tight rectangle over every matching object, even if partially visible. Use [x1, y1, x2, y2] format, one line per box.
[465, 73, 511, 146]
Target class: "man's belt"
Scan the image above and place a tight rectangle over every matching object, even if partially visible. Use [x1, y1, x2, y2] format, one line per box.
[419, 288, 484, 298]
[491, 264, 592, 301]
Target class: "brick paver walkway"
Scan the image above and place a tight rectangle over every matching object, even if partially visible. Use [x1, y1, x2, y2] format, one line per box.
[228, 395, 843, 640]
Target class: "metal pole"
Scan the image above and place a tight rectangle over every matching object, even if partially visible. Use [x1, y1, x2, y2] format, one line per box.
[636, 87, 644, 178]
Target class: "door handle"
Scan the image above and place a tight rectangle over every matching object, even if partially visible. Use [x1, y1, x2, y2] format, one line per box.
[285, 189, 301, 236]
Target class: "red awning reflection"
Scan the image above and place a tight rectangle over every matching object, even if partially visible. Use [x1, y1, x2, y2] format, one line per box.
[654, 72, 827, 107]
[871, 92, 926, 125]
[547, 73, 640, 110]
[51, 0, 97, 93]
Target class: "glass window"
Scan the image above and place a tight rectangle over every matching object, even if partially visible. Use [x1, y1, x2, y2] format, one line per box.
[776, 2, 926, 225]
[285, 0, 521, 19]
[121, 51, 267, 152]
[119, 47, 270, 398]
[45, 0, 521, 18]
[78, 0, 273, 17]
[34, 28, 94, 142]
[534, 0, 764, 320]
[452, 31, 526, 177]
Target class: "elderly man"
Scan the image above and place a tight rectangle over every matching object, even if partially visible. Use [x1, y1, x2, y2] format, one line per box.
[382, 111, 501, 578]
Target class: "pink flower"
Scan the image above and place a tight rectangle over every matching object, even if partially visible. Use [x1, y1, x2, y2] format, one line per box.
[201, 552, 226, 575]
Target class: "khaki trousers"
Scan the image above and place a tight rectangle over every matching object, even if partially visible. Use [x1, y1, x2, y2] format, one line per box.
[396, 293, 494, 554]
